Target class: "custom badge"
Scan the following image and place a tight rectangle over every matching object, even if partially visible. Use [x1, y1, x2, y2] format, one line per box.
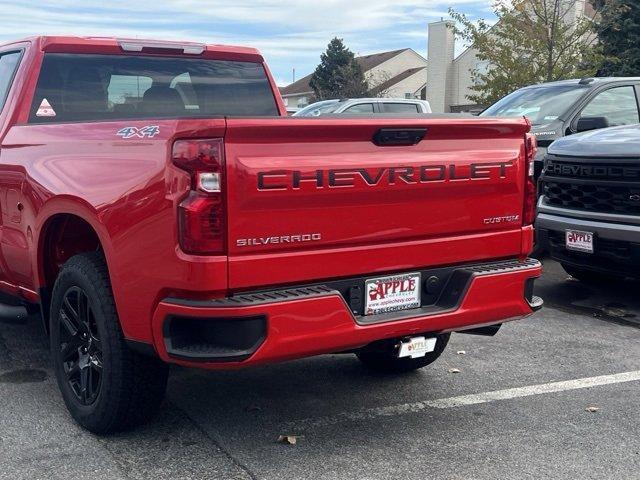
[36, 98, 56, 117]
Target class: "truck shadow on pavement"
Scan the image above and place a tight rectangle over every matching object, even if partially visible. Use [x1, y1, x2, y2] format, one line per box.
[535, 259, 640, 328]
[0, 314, 50, 383]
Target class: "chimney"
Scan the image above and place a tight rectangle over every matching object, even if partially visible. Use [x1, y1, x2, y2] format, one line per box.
[426, 20, 455, 113]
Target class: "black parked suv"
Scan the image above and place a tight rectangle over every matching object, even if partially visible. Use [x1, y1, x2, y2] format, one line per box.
[481, 77, 640, 180]
[536, 125, 640, 282]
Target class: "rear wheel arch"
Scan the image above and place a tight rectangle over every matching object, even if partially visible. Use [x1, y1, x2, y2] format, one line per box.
[37, 213, 110, 331]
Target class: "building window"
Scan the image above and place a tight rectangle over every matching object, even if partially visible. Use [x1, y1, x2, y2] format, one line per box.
[297, 96, 308, 107]
[404, 93, 412, 99]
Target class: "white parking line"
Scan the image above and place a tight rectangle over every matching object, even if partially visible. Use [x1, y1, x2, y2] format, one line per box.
[290, 370, 640, 430]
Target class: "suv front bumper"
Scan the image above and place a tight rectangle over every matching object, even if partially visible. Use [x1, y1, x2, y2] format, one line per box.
[537, 210, 640, 276]
[149, 258, 542, 369]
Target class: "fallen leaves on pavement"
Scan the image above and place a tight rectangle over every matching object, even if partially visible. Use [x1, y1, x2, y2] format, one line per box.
[277, 435, 301, 445]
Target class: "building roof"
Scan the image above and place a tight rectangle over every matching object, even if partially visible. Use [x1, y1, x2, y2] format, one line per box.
[280, 48, 413, 96]
[279, 73, 315, 96]
[369, 67, 426, 95]
[358, 48, 410, 71]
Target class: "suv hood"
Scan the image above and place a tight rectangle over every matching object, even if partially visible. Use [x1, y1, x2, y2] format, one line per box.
[548, 125, 640, 157]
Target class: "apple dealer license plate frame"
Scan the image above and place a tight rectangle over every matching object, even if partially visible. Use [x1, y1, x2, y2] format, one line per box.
[364, 272, 421, 316]
[566, 229, 594, 253]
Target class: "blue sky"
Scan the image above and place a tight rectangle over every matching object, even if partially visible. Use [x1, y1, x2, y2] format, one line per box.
[0, 0, 495, 86]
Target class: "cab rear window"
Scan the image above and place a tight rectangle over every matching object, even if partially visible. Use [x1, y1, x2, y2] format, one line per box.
[29, 53, 279, 123]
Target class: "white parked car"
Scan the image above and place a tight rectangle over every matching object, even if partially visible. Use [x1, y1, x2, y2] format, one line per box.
[293, 98, 432, 116]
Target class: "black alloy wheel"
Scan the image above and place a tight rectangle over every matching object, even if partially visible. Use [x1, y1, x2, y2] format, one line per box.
[57, 286, 103, 405]
[50, 252, 169, 433]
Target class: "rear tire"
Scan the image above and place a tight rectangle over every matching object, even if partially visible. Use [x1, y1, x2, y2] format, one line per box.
[50, 252, 168, 434]
[561, 263, 626, 285]
[356, 333, 450, 373]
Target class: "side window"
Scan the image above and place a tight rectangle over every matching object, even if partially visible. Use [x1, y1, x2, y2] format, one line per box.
[343, 103, 374, 114]
[383, 103, 420, 113]
[0, 51, 21, 113]
[579, 86, 640, 127]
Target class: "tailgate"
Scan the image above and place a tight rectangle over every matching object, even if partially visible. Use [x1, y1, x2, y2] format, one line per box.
[224, 116, 530, 290]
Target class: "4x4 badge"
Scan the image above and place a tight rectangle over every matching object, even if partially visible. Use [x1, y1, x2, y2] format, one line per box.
[116, 126, 160, 139]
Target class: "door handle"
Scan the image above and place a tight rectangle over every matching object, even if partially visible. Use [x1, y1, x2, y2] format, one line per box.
[372, 128, 427, 146]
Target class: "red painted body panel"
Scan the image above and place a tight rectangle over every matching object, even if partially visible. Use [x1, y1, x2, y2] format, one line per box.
[0, 37, 538, 368]
[224, 117, 530, 289]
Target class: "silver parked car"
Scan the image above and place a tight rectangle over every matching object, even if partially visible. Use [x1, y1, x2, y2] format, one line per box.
[293, 98, 432, 116]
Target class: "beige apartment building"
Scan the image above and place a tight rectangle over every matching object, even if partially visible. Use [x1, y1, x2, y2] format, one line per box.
[426, 0, 595, 113]
[280, 48, 428, 110]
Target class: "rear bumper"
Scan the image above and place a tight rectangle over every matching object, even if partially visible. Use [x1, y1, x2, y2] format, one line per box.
[150, 258, 542, 369]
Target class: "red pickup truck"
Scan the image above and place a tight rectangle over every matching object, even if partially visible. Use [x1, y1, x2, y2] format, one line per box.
[0, 36, 542, 433]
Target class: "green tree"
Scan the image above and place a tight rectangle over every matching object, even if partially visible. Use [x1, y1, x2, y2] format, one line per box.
[596, 0, 640, 76]
[450, 0, 601, 106]
[309, 38, 369, 100]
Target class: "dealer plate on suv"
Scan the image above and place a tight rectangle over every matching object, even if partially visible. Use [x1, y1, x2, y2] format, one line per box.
[566, 229, 593, 253]
[365, 272, 421, 315]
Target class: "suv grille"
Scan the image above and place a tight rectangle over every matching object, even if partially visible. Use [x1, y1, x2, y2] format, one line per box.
[541, 156, 640, 216]
[542, 180, 640, 215]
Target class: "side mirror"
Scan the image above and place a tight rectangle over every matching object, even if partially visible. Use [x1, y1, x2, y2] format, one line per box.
[576, 116, 609, 133]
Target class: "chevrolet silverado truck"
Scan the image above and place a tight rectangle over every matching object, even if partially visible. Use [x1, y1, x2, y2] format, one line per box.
[537, 125, 640, 282]
[0, 36, 542, 433]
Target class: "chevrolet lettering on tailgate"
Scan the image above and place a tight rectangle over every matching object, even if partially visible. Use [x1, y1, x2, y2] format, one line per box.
[257, 162, 514, 190]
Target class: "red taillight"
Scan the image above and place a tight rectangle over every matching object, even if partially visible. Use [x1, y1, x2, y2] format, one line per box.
[523, 133, 537, 226]
[172, 139, 226, 255]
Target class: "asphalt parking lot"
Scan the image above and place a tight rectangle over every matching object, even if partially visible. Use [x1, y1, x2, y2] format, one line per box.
[1, 258, 639, 480]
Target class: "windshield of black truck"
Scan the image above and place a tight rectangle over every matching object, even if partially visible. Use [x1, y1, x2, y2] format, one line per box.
[29, 53, 279, 123]
[480, 84, 588, 125]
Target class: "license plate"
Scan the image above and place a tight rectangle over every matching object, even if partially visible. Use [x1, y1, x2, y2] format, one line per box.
[398, 336, 437, 359]
[365, 272, 421, 315]
[566, 229, 594, 253]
